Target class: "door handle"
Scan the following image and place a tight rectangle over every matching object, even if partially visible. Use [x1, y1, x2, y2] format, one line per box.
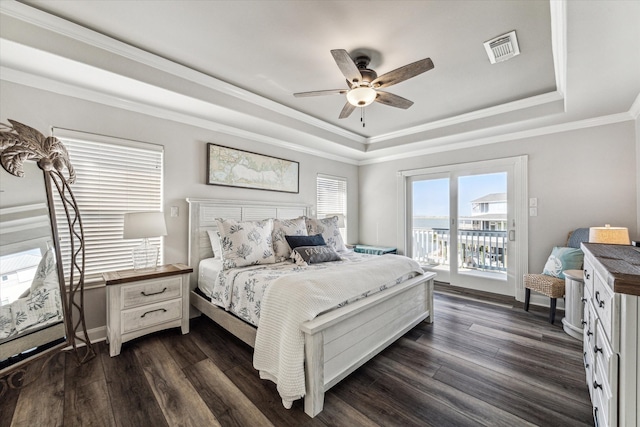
[508, 230, 515, 241]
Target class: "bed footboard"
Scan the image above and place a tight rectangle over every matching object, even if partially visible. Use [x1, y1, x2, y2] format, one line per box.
[300, 272, 435, 417]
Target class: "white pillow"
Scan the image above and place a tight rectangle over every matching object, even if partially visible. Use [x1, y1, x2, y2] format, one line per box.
[0, 304, 15, 339]
[30, 248, 57, 293]
[272, 217, 308, 262]
[305, 216, 347, 252]
[215, 218, 275, 270]
[206, 229, 222, 258]
[13, 278, 63, 333]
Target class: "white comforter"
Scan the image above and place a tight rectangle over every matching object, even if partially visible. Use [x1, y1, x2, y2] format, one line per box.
[252, 254, 424, 408]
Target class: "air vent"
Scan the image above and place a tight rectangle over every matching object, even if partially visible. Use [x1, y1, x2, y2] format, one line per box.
[484, 30, 520, 64]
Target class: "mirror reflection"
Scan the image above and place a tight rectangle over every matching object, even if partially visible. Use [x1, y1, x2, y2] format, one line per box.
[0, 161, 65, 369]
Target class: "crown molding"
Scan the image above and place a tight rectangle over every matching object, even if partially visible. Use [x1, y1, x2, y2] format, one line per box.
[0, 66, 361, 165]
[367, 91, 564, 145]
[359, 112, 634, 165]
[0, 0, 366, 145]
[630, 92, 640, 119]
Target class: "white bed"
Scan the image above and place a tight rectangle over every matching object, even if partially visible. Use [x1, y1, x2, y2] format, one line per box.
[187, 198, 436, 417]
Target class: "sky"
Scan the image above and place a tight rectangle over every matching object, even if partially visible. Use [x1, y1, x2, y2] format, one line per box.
[412, 172, 506, 217]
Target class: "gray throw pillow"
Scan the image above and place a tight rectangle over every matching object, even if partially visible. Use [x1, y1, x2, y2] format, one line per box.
[290, 245, 342, 266]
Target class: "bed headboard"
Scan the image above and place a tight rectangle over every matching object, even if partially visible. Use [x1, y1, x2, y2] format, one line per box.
[186, 198, 312, 290]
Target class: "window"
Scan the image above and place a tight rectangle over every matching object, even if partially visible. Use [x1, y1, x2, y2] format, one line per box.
[316, 174, 347, 240]
[53, 129, 163, 280]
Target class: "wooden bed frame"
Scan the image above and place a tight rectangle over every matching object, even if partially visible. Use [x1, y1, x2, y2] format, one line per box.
[186, 198, 435, 417]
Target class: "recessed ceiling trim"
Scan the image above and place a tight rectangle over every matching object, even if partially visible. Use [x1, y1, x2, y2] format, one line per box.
[0, 65, 362, 165]
[367, 91, 564, 145]
[359, 111, 634, 165]
[0, 1, 367, 144]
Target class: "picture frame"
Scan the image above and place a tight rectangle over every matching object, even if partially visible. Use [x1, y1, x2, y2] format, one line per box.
[206, 143, 299, 193]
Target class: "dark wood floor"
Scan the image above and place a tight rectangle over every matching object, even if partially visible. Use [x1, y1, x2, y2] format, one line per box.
[1, 285, 594, 426]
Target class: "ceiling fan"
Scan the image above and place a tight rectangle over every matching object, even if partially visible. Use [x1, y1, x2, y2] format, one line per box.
[294, 49, 434, 119]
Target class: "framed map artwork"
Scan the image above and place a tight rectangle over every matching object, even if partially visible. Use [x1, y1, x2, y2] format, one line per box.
[206, 143, 299, 193]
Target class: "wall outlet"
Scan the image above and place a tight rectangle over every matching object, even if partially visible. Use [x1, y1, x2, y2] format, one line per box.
[529, 207, 538, 217]
[170, 206, 179, 217]
[529, 198, 537, 207]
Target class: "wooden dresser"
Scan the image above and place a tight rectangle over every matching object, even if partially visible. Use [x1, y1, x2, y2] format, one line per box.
[103, 263, 192, 357]
[581, 243, 640, 427]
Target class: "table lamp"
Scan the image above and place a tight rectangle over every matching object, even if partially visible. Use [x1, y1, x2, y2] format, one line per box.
[588, 224, 630, 245]
[123, 211, 167, 269]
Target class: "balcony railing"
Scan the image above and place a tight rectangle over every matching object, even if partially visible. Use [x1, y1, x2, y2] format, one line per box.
[412, 228, 508, 272]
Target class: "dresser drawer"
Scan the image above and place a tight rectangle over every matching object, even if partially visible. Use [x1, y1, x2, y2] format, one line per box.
[592, 270, 614, 341]
[121, 299, 182, 334]
[593, 356, 616, 427]
[594, 320, 616, 386]
[121, 276, 183, 309]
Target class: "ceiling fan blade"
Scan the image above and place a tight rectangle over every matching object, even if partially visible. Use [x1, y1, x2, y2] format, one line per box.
[339, 102, 356, 119]
[371, 58, 434, 89]
[375, 91, 414, 109]
[294, 89, 347, 97]
[331, 49, 363, 86]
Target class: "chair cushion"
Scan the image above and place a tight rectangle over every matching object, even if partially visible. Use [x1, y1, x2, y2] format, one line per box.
[524, 274, 565, 298]
[542, 246, 584, 279]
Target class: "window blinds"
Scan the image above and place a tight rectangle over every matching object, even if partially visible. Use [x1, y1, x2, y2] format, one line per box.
[53, 130, 163, 280]
[316, 174, 347, 237]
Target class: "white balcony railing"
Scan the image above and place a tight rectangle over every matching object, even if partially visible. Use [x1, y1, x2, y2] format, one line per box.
[412, 228, 508, 272]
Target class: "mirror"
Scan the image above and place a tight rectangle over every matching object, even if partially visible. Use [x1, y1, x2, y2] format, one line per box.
[0, 120, 94, 388]
[0, 161, 66, 370]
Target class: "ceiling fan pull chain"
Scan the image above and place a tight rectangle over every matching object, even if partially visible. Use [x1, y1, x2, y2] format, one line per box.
[361, 108, 366, 127]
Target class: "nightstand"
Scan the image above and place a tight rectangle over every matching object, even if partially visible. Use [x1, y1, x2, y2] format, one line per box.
[103, 263, 193, 357]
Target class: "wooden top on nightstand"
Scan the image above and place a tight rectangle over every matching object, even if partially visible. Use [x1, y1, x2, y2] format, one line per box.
[102, 263, 193, 286]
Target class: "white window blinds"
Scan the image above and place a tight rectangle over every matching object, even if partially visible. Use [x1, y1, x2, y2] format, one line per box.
[53, 129, 163, 280]
[316, 174, 347, 238]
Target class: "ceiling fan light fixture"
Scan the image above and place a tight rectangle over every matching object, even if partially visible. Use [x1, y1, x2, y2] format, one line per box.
[346, 86, 377, 107]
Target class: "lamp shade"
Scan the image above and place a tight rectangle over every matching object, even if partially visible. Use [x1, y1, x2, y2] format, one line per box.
[589, 225, 630, 245]
[123, 212, 167, 239]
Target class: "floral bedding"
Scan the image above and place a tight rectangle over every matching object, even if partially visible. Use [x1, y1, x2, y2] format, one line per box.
[199, 251, 418, 326]
[0, 249, 64, 343]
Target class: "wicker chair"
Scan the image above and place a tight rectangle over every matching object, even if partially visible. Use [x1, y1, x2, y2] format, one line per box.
[523, 228, 590, 324]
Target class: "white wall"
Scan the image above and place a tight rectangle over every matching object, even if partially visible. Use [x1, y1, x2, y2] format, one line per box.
[0, 80, 359, 331]
[359, 121, 638, 278]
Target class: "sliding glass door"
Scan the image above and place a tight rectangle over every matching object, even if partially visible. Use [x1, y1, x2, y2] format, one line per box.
[404, 157, 527, 296]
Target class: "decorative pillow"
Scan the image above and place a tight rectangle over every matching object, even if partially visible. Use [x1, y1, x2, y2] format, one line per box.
[305, 216, 347, 252]
[542, 247, 584, 279]
[206, 229, 222, 258]
[285, 233, 326, 250]
[290, 245, 343, 267]
[215, 218, 275, 270]
[0, 304, 15, 339]
[272, 218, 308, 262]
[30, 248, 57, 292]
[13, 278, 63, 333]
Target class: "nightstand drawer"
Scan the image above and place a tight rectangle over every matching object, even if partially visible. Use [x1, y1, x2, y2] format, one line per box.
[121, 299, 182, 334]
[121, 276, 183, 309]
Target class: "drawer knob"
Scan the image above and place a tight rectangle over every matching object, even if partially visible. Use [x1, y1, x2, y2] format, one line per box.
[141, 287, 168, 297]
[581, 320, 587, 326]
[583, 352, 589, 368]
[593, 380, 603, 390]
[587, 329, 593, 337]
[595, 291, 605, 308]
[581, 297, 587, 304]
[584, 270, 590, 280]
[594, 345, 603, 354]
[141, 308, 167, 318]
